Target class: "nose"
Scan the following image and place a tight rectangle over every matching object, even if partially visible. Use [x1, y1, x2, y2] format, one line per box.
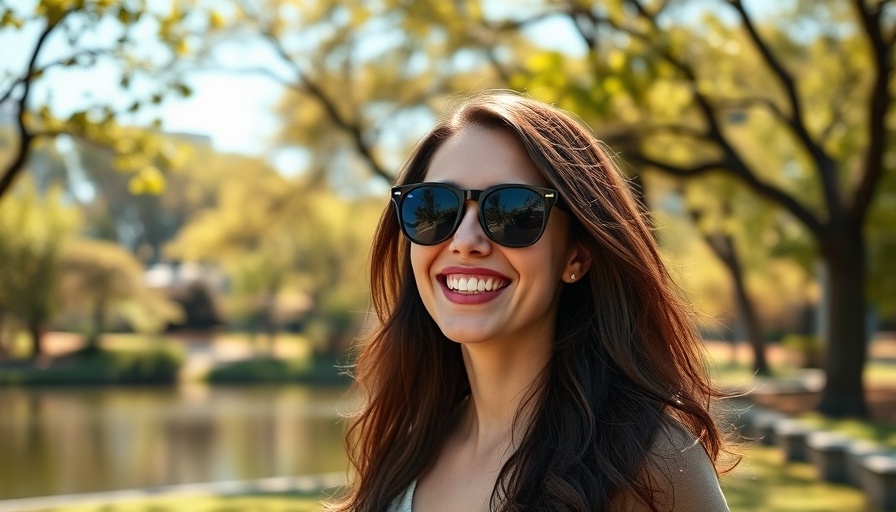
[448, 201, 492, 255]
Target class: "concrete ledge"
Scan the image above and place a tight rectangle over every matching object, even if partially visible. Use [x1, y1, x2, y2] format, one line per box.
[807, 431, 851, 483]
[862, 455, 896, 512]
[0, 472, 347, 512]
[847, 439, 890, 489]
[775, 418, 810, 462]
[751, 409, 785, 445]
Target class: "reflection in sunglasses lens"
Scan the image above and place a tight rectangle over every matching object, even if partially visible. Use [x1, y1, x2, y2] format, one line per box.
[401, 186, 459, 244]
[484, 188, 544, 247]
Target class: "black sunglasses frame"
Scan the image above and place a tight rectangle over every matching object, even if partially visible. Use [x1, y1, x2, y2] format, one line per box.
[390, 182, 561, 248]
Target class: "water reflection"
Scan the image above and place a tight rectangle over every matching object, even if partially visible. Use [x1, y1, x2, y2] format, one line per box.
[0, 385, 352, 499]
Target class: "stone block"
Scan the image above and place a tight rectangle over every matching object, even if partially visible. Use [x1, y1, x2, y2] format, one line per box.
[774, 418, 810, 462]
[862, 454, 896, 512]
[807, 431, 851, 483]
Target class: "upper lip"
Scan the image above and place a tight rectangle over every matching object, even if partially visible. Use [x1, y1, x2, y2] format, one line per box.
[438, 266, 511, 280]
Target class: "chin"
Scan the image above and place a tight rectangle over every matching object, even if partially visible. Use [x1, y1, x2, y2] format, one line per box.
[435, 323, 500, 345]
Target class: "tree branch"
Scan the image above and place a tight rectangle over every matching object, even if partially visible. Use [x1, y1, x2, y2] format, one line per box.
[592, 1, 827, 237]
[0, 48, 116, 106]
[728, 0, 842, 219]
[0, 11, 72, 200]
[260, 31, 393, 183]
[631, 153, 825, 237]
[850, 0, 894, 223]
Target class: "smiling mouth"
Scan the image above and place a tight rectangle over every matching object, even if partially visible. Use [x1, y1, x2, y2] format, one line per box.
[443, 275, 509, 293]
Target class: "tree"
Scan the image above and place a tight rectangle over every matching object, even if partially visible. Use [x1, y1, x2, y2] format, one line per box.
[0, 179, 78, 357]
[0, 0, 201, 202]
[204, 0, 522, 189]
[681, 179, 770, 375]
[495, 0, 893, 417]
[165, 158, 381, 355]
[59, 238, 181, 351]
[194, 0, 889, 415]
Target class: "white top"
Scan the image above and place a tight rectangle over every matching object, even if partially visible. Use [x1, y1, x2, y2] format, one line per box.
[386, 479, 416, 512]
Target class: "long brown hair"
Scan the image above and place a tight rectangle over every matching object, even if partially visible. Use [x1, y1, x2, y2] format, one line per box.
[330, 91, 728, 511]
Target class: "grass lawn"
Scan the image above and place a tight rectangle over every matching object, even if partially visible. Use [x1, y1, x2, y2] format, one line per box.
[723, 444, 867, 512]
[30, 443, 869, 512]
[32, 494, 323, 512]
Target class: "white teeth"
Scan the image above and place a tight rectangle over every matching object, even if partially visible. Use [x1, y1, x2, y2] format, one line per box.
[445, 275, 507, 293]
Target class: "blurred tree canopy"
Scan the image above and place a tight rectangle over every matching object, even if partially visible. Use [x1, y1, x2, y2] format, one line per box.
[0, 0, 203, 200]
[503, 0, 893, 417]
[165, 157, 381, 355]
[0, 179, 78, 357]
[1, 0, 893, 418]
[59, 238, 182, 351]
[209, 0, 892, 416]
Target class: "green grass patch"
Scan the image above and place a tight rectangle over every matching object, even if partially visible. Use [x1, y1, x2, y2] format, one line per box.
[707, 360, 804, 390]
[206, 356, 350, 386]
[865, 361, 896, 385]
[0, 344, 184, 385]
[723, 443, 867, 511]
[32, 492, 323, 512]
[708, 358, 896, 389]
[794, 413, 896, 448]
[28, 444, 872, 512]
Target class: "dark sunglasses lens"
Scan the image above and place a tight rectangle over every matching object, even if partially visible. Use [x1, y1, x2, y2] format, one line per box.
[400, 186, 460, 244]
[482, 188, 546, 247]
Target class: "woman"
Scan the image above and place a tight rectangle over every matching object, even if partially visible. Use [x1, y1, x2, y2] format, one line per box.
[331, 91, 732, 511]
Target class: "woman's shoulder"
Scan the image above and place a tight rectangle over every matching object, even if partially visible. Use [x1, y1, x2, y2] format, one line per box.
[613, 420, 730, 512]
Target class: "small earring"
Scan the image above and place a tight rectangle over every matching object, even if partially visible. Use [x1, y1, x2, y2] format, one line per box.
[570, 273, 576, 281]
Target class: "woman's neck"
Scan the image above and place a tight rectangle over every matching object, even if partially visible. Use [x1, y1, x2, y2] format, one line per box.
[458, 340, 551, 455]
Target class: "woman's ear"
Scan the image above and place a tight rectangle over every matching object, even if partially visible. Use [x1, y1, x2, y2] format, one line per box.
[562, 242, 592, 283]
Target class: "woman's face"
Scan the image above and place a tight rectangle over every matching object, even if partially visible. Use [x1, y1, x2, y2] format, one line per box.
[410, 125, 588, 348]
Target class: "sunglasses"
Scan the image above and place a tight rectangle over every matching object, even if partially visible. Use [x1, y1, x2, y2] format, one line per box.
[391, 182, 561, 247]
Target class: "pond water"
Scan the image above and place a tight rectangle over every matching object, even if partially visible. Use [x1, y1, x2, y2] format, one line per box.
[0, 384, 352, 499]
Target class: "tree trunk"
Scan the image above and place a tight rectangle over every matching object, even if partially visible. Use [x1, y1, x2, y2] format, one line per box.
[27, 319, 42, 359]
[262, 290, 278, 355]
[0, 311, 8, 360]
[85, 297, 106, 352]
[702, 232, 769, 375]
[817, 227, 868, 417]
[728, 253, 769, 375]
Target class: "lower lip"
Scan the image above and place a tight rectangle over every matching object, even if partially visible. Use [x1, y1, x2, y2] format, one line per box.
[440, 281, 508, 305]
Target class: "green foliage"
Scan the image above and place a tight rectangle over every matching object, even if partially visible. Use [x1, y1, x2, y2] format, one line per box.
[165, 163, 381, 352]
[0, 345, 183, 384]
[59, 238, 183, 341]
[0, 0, 201, 201]
[780, 334, 822, 368]
[206, 355, 349, 385]
[0, 180, 79, 341]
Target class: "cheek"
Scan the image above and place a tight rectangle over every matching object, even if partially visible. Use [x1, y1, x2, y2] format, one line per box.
[545, 215, 572, 269]
[410, 245, 437, 286]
